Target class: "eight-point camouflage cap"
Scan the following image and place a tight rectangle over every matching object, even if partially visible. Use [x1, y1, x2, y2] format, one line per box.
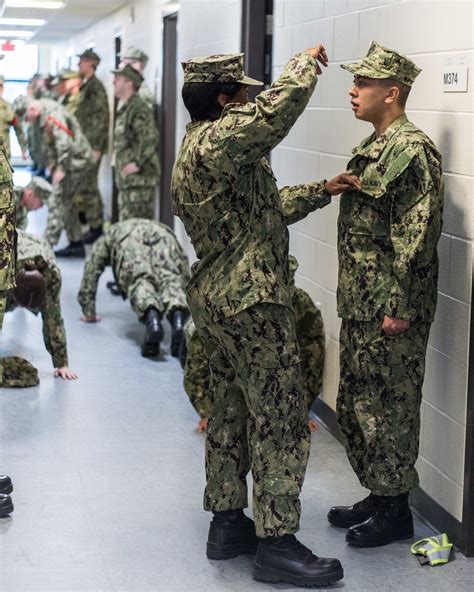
[26, 176, 53, 202]
[78, 48, 101, 64]
[51, 68, 80, 85]
[182, 53, 263, 85]
[111, 63, 143, 88]
[124, 46, 149, 66]
[12, 94, 29, 116]
[341, 41, 421, 87]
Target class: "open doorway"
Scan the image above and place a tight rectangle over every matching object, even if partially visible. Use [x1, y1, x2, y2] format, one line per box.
[241, 0, 273, 100]
[111, 34, 122, 223]
[159, 10, 178, 229]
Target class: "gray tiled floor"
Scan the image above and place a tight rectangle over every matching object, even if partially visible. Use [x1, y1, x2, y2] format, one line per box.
[1, 180, 473, 590]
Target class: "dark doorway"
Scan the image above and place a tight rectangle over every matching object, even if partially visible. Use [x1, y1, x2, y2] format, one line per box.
[159, 11, 178, 229]
[241, 0, 273, 100]
[111, 34, 122, 223]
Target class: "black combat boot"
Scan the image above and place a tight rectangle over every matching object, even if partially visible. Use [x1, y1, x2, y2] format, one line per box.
[141, 308, 164, 357]
[106, 281, 121, 296]
[207, 509, 259, 560]
[82, 226, 103, 244]
[253, 534, 343, 587]
[54, 241, 85, 258]
[170, 309, 186, 357]
[327, 493, 377, 528]
[346, 493, 413, 547]
[0, 493, 14, 517]
[0, 475, 13, 495]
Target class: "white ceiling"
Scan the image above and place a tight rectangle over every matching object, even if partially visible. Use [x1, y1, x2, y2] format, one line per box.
[1, 0, 129, 43]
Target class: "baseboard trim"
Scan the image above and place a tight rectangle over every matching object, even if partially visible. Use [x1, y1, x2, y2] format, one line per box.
[312, 398, 463, 550]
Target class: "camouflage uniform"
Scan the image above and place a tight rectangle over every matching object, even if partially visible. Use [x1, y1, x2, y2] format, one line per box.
[113, 66, 159, 221]
[5, 230, 69, 370]
[0, 97, 27, 158]
[72, 72, 109, 228]
[337, 42, 444, 496]
[0, 139, 15, 332]
[14, 176, 53, 231]
[0, 356, 39, 387]
[38, 100, 94, 245]
[14, 186, 28, 230]
[172, 53, 331, 538]
[183, 258, 325, 419]
[78, 218, 189, 323]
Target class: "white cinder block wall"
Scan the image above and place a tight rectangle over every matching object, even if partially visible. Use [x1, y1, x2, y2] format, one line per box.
[44, 0, 167, 217]
[272, 0, 473, 522]
[174, 0, 242, 257]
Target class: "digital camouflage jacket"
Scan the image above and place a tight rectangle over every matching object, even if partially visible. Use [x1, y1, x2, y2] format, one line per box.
[172, 52, 331, 328]
[5, 230, 68, 368]
[338, 114, 444, 322]
[74, 75, 110, 153]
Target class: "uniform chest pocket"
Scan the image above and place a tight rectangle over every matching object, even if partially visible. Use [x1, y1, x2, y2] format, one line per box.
[348, 192, 390, 237]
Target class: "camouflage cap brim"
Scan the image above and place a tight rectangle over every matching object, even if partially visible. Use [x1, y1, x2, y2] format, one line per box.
[341, 61, 392, 80]
[241, 74, 264, 86]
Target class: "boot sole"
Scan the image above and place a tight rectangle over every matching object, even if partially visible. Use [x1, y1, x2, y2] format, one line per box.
[0, 503, 14, 517]
[207, 541, 258, 560]
[0, 485, 13, 495]
[141, 343, 161, 357]
[346, 530, 413, 548]
[253, 564, 344, 588]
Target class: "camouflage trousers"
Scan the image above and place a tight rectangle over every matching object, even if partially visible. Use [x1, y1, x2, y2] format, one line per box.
[118, 186, 156, 221]
[76, 159, 104, 229]
[200, 303, 310, 538]
[121, 242, 188, 323]
[337, 319, 430, 496]
[45, 172, 83, 245]
[0, 356, 39, 387]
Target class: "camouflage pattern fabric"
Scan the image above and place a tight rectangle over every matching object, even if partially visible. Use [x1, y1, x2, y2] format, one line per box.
[341, 41, 421, 86]
[0, 356, 39, 387]
[0, 97, 27, 157]
[74, 75, 109, 153]
[172, 52, 331, 329]
[0, 140, 15, 329]
[200, 303, 309, 538]
[183, 318, 211, 418]
[138, 82, 156, 112]
[336, 112, 443, 496]
[182, 53, 262, 85]
[44, 172, 84, 245]
[5, 230, 69, 368]
[337, 114, 444, 322]
[75, 158, 104, 229]
[39, 101, 94, 244]
[113, 93, 160, 220]
[337, 320, 430, 495]
[183, 287, 324, 419]
[14, 186, 28, 230]
[118, 186, 156, 221]
[78, 219, 189, 322]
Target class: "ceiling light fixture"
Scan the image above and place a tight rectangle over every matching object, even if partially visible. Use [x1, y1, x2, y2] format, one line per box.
[0, 29, 35, 37]
[4, 1, 65, 9]
[0, 18, 46, 26]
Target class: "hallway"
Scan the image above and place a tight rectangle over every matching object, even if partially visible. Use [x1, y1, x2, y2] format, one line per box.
[1, 177, 473, 591]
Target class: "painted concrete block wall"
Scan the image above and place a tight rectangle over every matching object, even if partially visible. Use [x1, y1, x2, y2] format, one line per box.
[273, 0, 473, 521]
[45, 0, 167, 218]
[174, 0, 242, 258]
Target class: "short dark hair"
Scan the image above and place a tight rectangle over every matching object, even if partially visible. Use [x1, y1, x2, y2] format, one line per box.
[380, 77, 411, 107]
[14, 263, 46, 308]
[182, 81, 243, 122]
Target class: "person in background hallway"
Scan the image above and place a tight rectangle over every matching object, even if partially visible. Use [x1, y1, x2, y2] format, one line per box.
[76, 49, 109, 244]
[53, 69, 82, 110]
[181, 256, 325, 434]
[328, 41, 444, 548]
[78, 218, 189, 358]
[25, 99, 94, 258]
[3, 229, 78, 384]
[0, 75, 28, 160]
[112, 65, 160, 221]
[14, 176, 52, 231]
[122, 46, 156, 112]
[13, 94, 49, 179]
[0, 133, 16, 518]
[172, 43, 361, 587]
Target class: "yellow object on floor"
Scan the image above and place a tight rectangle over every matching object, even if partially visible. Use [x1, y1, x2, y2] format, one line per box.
[410, 534, 453, 566]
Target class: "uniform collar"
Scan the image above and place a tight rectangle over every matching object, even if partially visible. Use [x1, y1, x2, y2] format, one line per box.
[352, 113, 409, 159]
